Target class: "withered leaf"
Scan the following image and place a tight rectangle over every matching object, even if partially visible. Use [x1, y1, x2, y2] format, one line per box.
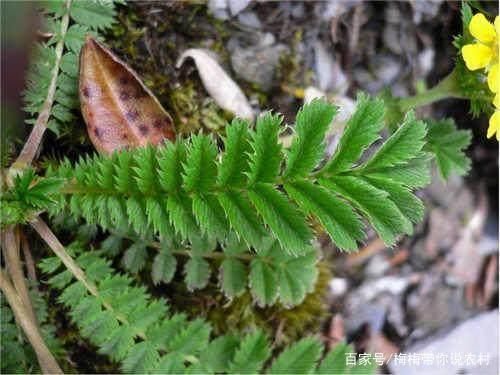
[176, 49, 254, 121]
[79, 36, 175, 154]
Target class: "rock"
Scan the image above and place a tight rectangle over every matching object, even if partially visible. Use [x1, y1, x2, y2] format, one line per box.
[447, 195, 488, 286]
[343, 276, 417, 335]
[410, 0, 444, 24]
[344, 302, 387, 335]
[364, 254, 391, 279]
[417, 48, 435, 78]
[389, 311, 499, 375]
[426, 169, 465, 207]
[354, 54, 401, 93]
[424, 208, 459, 260]
[321, 0, 361, 21]
[208, 0, 230, 20]
[228, 33, 288, 91]
[383, 4, 418, 56]
[373, 54, 401, 86]
[208, 0, 251, 19]
[228, 0, 251, 16]
[314, 41, 348, 94]
[237, 11, 261, 29]
[478, 213, 499, 256]
[329, 277, 349, 297]
[406, 273, 472, 338]
[290, 2, 305, 19]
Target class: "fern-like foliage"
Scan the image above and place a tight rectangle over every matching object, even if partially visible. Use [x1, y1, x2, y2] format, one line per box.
[0, 169, 62, 225]
[1, 287, 65, 373]
[52, 96, 430, 254]
[23, 0, 120, 136]
[39, 243, 370, 374]
[99, 231, 317, 307]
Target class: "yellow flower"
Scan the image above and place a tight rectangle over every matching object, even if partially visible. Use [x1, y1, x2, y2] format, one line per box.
[461, 14, 498, 70]
[462, 13, 500, 140]
[488, 93, 500, 140]
[488, 63, 498, 92]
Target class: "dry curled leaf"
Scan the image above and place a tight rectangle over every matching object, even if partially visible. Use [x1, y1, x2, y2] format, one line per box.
[176, 48, 254, 121]
[79, 36, 175, 154]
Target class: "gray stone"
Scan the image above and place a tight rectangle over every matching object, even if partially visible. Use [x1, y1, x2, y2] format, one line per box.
[314, 41, 348, 94]
[208, 0, 229, 20]
[389, 311, 498, 375]
[229, 33, 288, 91]
[407, 274, 472, 337]
[410, 0, 444, 24]
[237, 11, 261, 29]
[228, 0, 251, 16]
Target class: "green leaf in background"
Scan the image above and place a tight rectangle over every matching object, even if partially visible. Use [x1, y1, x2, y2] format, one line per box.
[425, 118, 472, 179]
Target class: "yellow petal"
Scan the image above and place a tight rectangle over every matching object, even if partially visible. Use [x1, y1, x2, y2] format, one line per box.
[462, 43, 493, 70]
[488, 64, 499, 92]
[469, 13, 496, 43]
[495, 16, 500, 36]
[487, 111, 499, 139]
[494, 93, 500, 109]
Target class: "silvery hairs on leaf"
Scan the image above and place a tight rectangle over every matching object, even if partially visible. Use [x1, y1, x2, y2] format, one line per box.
[176, 49, 254, 121]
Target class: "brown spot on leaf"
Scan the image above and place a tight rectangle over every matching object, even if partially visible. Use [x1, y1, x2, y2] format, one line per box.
[82, 86, 91, 98]
[125, 109, 139, 122]
[94, 127, 103, 140]
[119, 91, 131, 101]
[153, 117, 172, 129]
[138, 125, 149, 136]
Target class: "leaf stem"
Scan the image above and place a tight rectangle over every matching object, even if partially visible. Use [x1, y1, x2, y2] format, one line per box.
[10, 0, 72, 172]
[0, 269, 63, 374]
[30, 217, 99, 297]
[397, 68, 465, 112]
[1, 227, 38, 325]
[30, 216, 147, 339]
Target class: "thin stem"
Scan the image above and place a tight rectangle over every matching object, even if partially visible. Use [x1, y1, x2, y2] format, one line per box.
[30, 217, 99, 296]
[0, 269, 63, 374]
[21, 231, 38, 284]
[30, 216, 147, 339]
[10, 0, 72, 172]
[1, 227, 38, 326]
[107, 229, 264, 263]
[398, 68, 465, 112]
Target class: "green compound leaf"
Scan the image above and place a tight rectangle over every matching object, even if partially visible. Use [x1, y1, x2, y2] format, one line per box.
[425, 118, 472, 179]
[247, 112, 283, 184]
[249, 258, 279, 307]
[268, 337, 323, 374]
[322, 94, 385, 174]
[152, 247, 177, 285]
[229, 330, 270, 374]
[184, 257, 211, 291]
[285, 99, 337, 178]
[220, 258, 247, 299]
[53, 95, 434, 258]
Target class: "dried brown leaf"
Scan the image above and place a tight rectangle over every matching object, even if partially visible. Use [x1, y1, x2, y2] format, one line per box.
[79, 36, 175, 154]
